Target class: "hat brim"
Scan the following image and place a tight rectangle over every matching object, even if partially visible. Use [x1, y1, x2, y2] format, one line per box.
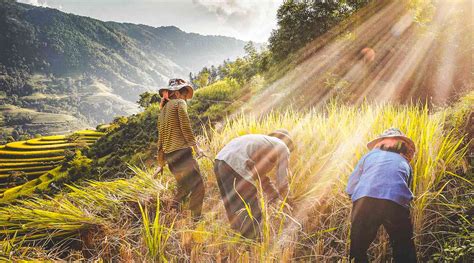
[158, 85, 194, 99]
[269, 131, 295, 152]
[367, 135, 416, 153]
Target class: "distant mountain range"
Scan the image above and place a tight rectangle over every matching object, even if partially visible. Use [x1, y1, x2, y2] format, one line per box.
[0, 0, 247, 139]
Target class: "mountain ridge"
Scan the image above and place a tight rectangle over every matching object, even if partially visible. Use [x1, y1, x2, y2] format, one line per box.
[0, 0, 248, 141]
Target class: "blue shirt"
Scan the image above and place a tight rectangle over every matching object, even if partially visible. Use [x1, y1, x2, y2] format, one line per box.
[346, 149, 414, 208]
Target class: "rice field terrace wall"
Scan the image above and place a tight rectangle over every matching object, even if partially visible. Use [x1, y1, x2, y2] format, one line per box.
[0, 100, 469, 261]
[0, 130, 105, 200]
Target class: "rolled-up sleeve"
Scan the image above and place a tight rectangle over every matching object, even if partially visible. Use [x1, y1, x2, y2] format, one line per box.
[176, 100, 196, 146]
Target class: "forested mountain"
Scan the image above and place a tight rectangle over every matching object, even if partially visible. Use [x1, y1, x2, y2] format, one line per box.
[0, 0, 247, 141]
[0, 0, 472, 261]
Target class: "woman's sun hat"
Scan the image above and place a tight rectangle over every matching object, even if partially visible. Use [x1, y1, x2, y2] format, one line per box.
[268, 129, 295, 152]
[367, 128, 416, 153]
[158, 78, 194, 99]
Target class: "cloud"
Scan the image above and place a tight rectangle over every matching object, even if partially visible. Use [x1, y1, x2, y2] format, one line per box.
[17, 0, 50, 7]
[192, 0, 282, 42]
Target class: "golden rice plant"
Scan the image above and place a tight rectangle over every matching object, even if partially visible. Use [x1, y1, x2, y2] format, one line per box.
[25, 139, 68, 145]
[74, 130, 105, 136]
[0, 156, 65, 163]
[0, 101, 467, 261]
[0, 149, 64, 158]
[0, 171, 47, 179]
[5, 141, 76, 151]
[203, 101, 466, 260]
[0, 166, 167, 241]
[0, 161, 60, 168]
[0, 165, 55, 173]
[139, 194, 176, 261]
[39, 135, 67, 141]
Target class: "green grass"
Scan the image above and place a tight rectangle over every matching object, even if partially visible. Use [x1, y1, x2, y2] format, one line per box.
[0, 156, 65, 163]
[0, 171, 49, 177]
[74, 130, 105, 136]
[39, 135, 67, 141]
[0, 149, 64, 158]
[0, 165, 56, 173]
[0, 130, 105, 193]
[0, 162, 61, 168]
[5, 141, 77, 151]
[0, 167, 68, 202]
[25, 139, 68, 145]
[0, 171, 52, 185]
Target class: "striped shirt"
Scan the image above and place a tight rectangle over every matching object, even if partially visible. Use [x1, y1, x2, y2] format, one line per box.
[157, 99, 196, 166]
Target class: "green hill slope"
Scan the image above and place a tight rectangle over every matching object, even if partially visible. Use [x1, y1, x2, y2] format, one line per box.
[0, 0, 247, 140]
[0, 94, 471, 261]
[0, 0, 471, 261]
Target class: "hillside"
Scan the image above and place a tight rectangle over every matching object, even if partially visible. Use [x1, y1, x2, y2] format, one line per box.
[242, 0, 473, 116]
[0, 0, 471, 261]
[0, 0, 247, 141]
[0, 92, 471, 261]
[0, 129, 104, 202]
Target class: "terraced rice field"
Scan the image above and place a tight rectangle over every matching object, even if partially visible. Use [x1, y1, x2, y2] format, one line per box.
[0, 130, 105, 190]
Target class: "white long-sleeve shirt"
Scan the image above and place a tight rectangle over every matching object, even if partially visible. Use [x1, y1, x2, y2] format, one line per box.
[216, 134, 290, 194]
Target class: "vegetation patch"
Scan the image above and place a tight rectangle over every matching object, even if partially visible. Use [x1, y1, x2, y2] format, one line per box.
[0, 98, 469, 261]
[5, 141, 77, 151]
[0, 130, 105, 193]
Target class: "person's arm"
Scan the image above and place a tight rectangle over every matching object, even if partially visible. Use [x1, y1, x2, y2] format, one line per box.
[259, 175, 280, 203]
[404, 162, 414, 195]
[346, 156, 365, 197]
[156, 112, 166, 167]
[408, 166, 413, 190]
[251, 147, 280, 202]
[275, 148, 290, 198]
[176, 100, 197, 147]
[157, 149, 165, 167]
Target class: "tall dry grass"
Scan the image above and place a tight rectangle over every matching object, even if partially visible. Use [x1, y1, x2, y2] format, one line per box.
[0, 102, 468, 261]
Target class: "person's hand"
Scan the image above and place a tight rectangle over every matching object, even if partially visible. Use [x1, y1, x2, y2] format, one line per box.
[273, 198, 293, 213]
[193, 146, 205, 159]
[152, 166, 163, 178]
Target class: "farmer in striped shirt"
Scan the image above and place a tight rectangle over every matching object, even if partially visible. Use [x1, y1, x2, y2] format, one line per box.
[156, 78, 204, 221]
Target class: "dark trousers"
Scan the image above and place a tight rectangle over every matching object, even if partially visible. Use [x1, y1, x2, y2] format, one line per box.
[165, 148, 204, 221]
[214, 160, 262, 239]
[350, 197, 417, 263]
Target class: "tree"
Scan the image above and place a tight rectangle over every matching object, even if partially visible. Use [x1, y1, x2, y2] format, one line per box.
[137, 91, 160, 108]
[11, 130, 19, 140]
[244, 41, 258, 61]
[194, 67, 211, 88]
[67, 150, 93, 181]
[269, 0, 370, 61]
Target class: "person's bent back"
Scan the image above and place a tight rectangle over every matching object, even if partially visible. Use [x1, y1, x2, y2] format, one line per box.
[346, 128, 417, 263]
[214, 130, 294, 239]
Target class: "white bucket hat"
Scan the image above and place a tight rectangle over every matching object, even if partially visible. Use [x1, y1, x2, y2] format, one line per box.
[268, 128, 295, 152]
[158, 78, 194, 99]
[367, 128, 416, 154]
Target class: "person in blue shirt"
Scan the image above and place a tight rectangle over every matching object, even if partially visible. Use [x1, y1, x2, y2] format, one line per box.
[346, 128, 417, 263]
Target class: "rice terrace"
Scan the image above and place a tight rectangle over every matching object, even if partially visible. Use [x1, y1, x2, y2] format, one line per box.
[0, 0, 472, 262]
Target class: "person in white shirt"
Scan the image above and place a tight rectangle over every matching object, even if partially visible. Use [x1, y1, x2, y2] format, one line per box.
[213, 129, 294, 239]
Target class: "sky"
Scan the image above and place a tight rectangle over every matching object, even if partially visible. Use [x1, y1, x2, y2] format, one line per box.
[18, 0, 283, 43]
